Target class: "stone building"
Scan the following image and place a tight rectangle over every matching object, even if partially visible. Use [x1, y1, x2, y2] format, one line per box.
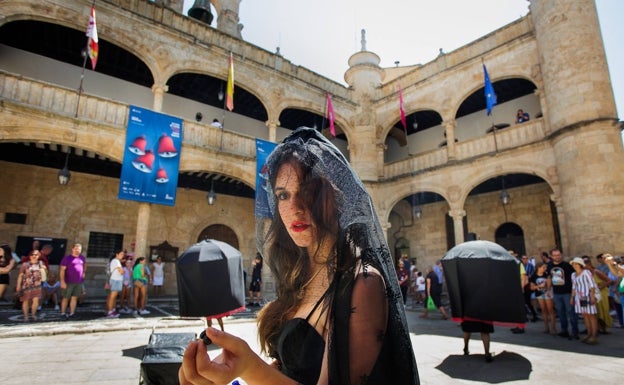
[1, 0, 622, 299]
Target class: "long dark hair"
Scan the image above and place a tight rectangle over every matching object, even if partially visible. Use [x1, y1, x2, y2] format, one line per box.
[254, 253, 263, 269]
[257, 155, 340, 356]
[0, 244, 13, 268]
[109, 248, 124, 261]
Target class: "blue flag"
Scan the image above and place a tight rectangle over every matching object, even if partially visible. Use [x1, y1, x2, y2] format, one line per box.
[483, 64, 497, 116]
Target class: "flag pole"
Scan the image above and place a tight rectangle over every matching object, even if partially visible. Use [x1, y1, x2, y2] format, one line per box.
[398, 83, 411, 156]
[490, 112, 499, 153]
[321, 94, 328, 136]
[219, 90, 226, 150]
[75, 45, 89, 118]
[76, 0, 97, 118]
[75, 0, 96, 118]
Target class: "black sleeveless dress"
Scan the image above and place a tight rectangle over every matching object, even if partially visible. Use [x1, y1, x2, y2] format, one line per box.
[275, 293, 326, 385]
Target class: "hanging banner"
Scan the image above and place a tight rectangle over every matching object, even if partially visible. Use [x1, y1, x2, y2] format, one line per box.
[118, 106, 183, 206]
[254, 138, 278, 218]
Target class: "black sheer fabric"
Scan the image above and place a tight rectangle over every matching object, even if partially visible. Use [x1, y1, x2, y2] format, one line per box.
[257, 127, 420, 385]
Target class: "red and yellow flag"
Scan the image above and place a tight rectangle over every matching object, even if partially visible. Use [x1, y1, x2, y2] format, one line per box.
[86, 5, 98, 70]
[226, 52, 234, 111]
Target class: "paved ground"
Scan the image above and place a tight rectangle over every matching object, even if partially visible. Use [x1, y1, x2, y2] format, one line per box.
[0, 297, 622, 385]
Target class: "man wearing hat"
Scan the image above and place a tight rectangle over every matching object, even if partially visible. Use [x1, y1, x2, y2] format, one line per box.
[546, 248, 579, 339]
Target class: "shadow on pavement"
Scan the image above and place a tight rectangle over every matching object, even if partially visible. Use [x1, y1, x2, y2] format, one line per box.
[123, 345, 146, 361]
[435, 351, 532, 383]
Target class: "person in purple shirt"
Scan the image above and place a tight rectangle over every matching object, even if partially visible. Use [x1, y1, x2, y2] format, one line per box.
[59, 243, 87, 319]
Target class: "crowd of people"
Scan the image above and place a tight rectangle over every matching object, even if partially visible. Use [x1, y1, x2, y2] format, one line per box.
[103, 251, 169, 318]
[509, 249, 623, 345]
[0, 239, 174, 321]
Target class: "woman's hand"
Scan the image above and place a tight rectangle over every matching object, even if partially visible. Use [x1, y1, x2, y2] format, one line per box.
[179, 328, 265, 385]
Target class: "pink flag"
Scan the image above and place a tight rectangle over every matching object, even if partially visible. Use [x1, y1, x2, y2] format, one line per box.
[86, 5, 98, 70]
[326, 93, 336, 137]
[398, 84, 407, 134]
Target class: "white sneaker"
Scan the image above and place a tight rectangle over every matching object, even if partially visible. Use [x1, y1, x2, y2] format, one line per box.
[106, 312, 120, 318]
[139, 309, 151, 315]
[54, 305, 60, 310]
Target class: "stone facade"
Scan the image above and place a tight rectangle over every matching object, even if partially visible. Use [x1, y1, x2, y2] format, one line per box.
[1, 0, 623, 300]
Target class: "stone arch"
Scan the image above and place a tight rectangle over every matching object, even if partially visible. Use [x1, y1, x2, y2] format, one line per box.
[379, 104, 443, 138]
[452, 74, 539, 122]
[386, 185, 450, 218]
[276, 100, 352, 142]
[456, 162, 555, 210]
[495, 222, 526, 256]
[0, 16, 160, 87]
[197, 224, 239, 249]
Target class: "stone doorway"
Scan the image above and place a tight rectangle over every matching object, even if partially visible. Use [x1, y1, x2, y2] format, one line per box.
[495, 222, 525, 256]
[197, 224, 239, 250]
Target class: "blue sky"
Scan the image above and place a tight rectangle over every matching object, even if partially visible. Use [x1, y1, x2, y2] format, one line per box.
[183, 0, 622, 119]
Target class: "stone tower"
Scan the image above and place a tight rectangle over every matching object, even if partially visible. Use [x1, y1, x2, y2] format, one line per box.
[344, 29, 385, 181]
[530, 0, 624, 254]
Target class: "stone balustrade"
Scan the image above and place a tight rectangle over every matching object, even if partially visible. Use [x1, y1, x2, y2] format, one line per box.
[383, 119, 545, 179]
[0, 71, 257, 159]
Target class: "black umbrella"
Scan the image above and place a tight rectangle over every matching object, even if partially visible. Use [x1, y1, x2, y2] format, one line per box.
[441, 240, 525, 326]
[176, 239, 246, 318]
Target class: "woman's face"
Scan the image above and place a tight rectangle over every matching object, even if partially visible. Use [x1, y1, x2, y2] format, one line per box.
[275, 163, 317, 251]
[29, 250, 40, 262]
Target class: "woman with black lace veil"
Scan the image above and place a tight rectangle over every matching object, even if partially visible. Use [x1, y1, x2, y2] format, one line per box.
[180, 127, 419, 385]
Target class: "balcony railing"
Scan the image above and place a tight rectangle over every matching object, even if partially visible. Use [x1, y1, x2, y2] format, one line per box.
[0, 71, 257, 159]
[384, 119, 545, 179]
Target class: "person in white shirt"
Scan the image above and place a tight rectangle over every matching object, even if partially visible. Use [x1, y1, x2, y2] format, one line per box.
[106, 249, 125, 318]
[152, 256, 165, 296]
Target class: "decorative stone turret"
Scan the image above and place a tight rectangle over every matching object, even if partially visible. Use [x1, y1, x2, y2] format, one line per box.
[530, 0, 624, 255]
[212, 0, 243, 39]
[344, 29, 385, 95]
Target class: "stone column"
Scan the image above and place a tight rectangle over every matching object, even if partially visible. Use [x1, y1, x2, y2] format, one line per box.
[348, 127, 379, 181]
[530, 0, 624, 255]
[549, 193, 568, 253]
[131, 84, 169, 258]
[379, 218, 391, 243]
[266, 120, 278, 143]
[135, 202, 151, 260]
[443, 119, 457, 160]
[152, 84, 168, 112]
[449, 209, 466, 246]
